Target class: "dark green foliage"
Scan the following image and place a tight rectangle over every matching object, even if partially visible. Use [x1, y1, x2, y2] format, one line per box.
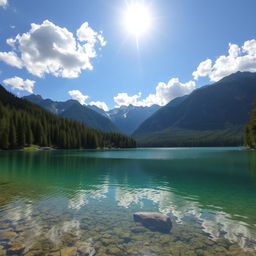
[17, 119, 25, 148]
[9, 122, 17, 148]
[103, 132, 137, 148]
[0, 128, 9, 149]
[0, 86, 136, 150]
[26, 126, 33, 146]
[133, 72, 256, 147]
[245, 102, 256, 149]
[137, 127, 244, 147]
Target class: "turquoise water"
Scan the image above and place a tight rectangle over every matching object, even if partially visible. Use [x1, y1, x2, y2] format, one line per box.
[0, 147, 256, 255]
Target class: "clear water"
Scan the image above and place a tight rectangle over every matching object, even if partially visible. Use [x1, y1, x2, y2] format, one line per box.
[0, 147, 256, 255]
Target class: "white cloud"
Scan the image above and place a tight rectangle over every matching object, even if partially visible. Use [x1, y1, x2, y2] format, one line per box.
[113, 92, 142, 107]
[97, 34, 107, 47]
[193, 40, 256, 82]
[3, 76, 35, 93]
[0, 0, 7, 8]
[0, 52, 23, 68]
[76, 22, 106, 47]
[89, 101, 109, 111]
[68, 90, 89, 105]
[68, 90, 109, 111]
[145, 78, 196, 106]
[0, 20, 106, 78]
[192, 59, 212, 80]
[113, 78, 196, 107]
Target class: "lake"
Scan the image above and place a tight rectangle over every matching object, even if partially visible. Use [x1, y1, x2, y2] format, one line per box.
[0, 147, 256, 255]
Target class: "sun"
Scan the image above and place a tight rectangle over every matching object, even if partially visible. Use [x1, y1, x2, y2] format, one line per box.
[123, 2, 152, 37]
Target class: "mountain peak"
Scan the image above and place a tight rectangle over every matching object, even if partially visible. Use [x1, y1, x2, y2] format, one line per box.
[24, 94, 43, 102]
[133, 72, 256, 146]
[108, 104, 161, 135]
[24, 94, 119, 132]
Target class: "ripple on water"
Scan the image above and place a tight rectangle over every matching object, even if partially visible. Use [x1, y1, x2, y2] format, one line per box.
[0, 194, 256, 256]
[0, 148, 256, 255]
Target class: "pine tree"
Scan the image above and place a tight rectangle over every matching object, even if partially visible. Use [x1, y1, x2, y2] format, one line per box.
[0, 85, 137, 150]
[9, 122, 17, 149]
[16, 119, 25, 148]
[0, 129, 9, 149]
[245, 102, 256, 149]
[26, 127, 33, 146]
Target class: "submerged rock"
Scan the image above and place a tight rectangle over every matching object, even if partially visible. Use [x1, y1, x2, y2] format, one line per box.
[0, 248, 6, 256]
[76, 239, 95, 256]
[133, 212, 172, 233]
[77, 244, 95, 256]
[7, 242, 25, 254]
[131, 226, 146, 234]
[0, 231, 17, 241]
[60, 247, 77, 256]
[106, 246, 122, 255]
[48, 251, 61, 256]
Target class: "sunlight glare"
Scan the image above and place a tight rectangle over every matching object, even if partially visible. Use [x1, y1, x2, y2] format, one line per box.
[124, 2, 152, 37]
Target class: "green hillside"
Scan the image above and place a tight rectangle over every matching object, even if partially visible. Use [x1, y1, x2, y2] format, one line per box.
[0, 86, 136, 149]
[133, 72, 256, 146]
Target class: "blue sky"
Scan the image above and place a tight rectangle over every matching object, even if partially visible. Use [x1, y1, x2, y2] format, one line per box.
[0, 0, 256, 110]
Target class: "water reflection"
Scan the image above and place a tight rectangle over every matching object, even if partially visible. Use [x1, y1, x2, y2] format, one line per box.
[0, 149, 256, 255]
[68, 181, 109, 210]
[115, 185, 256, 250]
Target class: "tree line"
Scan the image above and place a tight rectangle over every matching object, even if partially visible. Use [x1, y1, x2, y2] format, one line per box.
[0, 86, 136, 149]
[245, 101, 256, 149]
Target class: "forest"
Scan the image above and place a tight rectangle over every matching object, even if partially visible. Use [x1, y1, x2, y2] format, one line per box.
[245, 101, 256, 149]
[0, 86, 136, 149]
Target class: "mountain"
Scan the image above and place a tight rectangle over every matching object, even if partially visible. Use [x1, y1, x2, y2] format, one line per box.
[133, 72, 256, 146]
[107, 104, 160, 135]
[23, 95, 161, 135]
[23, 95, 118, 132]
[0, 85, 136, 149]
[87, 105, 109, 117]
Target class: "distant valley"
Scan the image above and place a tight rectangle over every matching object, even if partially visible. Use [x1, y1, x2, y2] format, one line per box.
[23, 71, 256, 147]
[107, 104, 160, 135]
[24, 95, 160, 135]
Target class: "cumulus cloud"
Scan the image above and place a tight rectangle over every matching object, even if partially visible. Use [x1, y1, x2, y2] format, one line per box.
[114, 78, 196, 107]
[89, 101, 109, 111]
[76, 22, 106, 46]
[193, 40, 256, 82]
[146, 78, 196, 106]
[192, 59, 212, 80]
[68, 90, 89, 105]
[0, 0, 7, 8]
[3, 76, 35, 93]
[0, 20, 106, 78]
[114, 92, 142, 107]
[0, 52, 23, 68]
[68, 90, 109, 111]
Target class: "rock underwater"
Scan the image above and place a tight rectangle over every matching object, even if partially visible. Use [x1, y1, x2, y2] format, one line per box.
[133, 212, 172, 233]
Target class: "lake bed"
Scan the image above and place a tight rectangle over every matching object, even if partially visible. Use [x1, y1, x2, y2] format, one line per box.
[0, 148, 256, 255]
